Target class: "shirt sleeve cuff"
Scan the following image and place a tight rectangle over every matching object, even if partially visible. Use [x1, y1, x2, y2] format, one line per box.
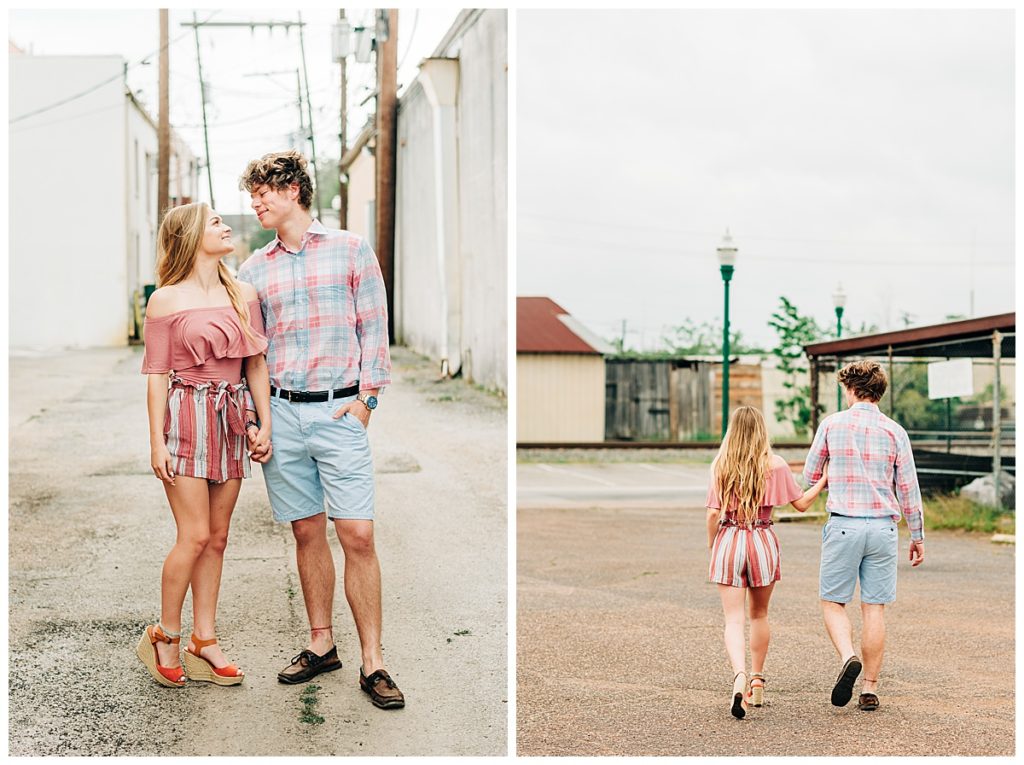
[360, 368, 391, 391]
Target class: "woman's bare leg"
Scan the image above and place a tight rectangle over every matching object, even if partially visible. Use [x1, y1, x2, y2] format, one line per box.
[748, 582, 776, 675]
[158, 476, 212, 667]
[718, 584, 748, 676]
[189, 478, 242, 666]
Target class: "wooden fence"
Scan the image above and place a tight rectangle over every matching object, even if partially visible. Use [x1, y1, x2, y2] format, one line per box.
[605, 358, 764, 441]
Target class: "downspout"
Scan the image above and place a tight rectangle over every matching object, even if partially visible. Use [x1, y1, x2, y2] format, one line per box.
[418, 58, 460, 377]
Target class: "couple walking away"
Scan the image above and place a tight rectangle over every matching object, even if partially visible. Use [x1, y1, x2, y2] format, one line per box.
[707, 361, 925, 719]
[136, 150, 404, 710]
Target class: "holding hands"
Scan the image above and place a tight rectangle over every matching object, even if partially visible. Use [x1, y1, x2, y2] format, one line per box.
[246, 422, 273, 463]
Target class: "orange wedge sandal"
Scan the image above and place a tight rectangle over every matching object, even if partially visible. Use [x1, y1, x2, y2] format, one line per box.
[182, 634, 245, 686]
[136, 624, 187, 688]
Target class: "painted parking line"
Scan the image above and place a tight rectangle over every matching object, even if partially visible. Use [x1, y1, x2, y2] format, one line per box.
[634, 463, 703, 477]
[535, 463, 618, 486]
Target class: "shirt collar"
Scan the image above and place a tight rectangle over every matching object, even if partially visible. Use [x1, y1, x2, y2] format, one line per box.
[267, 218, 329, 257]
[851, 401, 880, 411]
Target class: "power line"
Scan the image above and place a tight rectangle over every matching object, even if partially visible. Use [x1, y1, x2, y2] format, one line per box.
[517, 230, 1013, 267]
[397, 9, 420, 70]
[9, 99, 124, 133]
[519, 210, 1012, 249]
[9, 9, 221, 124]
[173, 102, 298, 129]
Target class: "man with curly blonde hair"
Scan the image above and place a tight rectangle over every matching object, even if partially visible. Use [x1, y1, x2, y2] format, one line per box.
[803, 360, 924, 713]
[237, 150, 404, 709]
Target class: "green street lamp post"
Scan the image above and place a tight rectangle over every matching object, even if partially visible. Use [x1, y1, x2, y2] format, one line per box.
[833, 284, 846, 412]
[717, 230, 737, 438]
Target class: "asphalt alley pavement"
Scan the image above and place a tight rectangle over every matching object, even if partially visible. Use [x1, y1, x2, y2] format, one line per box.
[517, 460, 1014, 757]
[9, 345, 507, 756]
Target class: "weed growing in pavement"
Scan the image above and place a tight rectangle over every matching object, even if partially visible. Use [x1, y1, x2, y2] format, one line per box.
[299, 684, 325, 725]
[286, 585, 296, 602]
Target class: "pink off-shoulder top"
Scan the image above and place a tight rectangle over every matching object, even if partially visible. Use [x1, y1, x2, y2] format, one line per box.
[141, 299, 268, 385]
[705, 455, 804, 522]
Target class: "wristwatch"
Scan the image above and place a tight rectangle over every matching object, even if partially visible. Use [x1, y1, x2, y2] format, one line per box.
[356, 392, 378, 410]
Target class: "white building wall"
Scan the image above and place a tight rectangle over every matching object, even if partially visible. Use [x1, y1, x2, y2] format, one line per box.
[346, 146, 375, 244]
[517, 354, 605, 442]
[453, 9, 508, 393]
[395, 81, 444, 362]
[127, 100, 159, 308]
[393, 9, 508, 392]
[10, 55, 129, 349]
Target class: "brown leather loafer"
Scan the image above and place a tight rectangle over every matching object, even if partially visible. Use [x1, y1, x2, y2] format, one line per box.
[830, 655, 862, 707]
[277, 645, 343, 684]
[858, 692, 880, 711]
[360, 667, 405, 709]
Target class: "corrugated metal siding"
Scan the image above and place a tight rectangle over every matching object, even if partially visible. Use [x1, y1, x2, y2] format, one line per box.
[517, 354, 605, 442]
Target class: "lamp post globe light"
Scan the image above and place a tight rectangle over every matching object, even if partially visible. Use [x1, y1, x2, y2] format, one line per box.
[717, 230, 737, 439]
[833, 284, 847, 411]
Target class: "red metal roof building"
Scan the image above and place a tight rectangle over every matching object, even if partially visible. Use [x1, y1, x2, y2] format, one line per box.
[517, 297, 607, 442]
[516, 297, 604, 355]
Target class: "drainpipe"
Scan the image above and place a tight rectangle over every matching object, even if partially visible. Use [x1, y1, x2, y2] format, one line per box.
[418, 58, 460, 377]
[993, 330, 1002, 509]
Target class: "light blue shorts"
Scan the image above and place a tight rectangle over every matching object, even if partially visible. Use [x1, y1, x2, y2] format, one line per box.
[261, 395, 375, 523]
[819, 514, 898, 605]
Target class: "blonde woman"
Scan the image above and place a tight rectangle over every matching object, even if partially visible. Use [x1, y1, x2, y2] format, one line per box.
[136, 203, 272, 688]
[706, 406, 828, 719]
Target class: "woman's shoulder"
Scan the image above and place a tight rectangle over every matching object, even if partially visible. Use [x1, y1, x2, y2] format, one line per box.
[145, 286, 187, 319]
[769, 453, 790, 470]
[236, 280, 259, 302]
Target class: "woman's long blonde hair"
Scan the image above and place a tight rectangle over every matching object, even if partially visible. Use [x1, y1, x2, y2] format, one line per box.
[156, 202, 258, 343]
[711, 406, 773, 525]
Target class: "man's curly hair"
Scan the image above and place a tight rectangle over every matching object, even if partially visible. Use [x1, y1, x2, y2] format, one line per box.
[838, 360, 888, 403]
[239, 150, 314, 211]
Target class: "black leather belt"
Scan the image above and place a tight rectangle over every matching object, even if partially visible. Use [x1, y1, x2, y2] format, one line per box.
[271, 384, 359, 403]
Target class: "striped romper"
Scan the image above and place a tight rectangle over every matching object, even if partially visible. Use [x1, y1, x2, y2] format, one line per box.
[707, 458, 803, 588]
[141, 300, 267, 484]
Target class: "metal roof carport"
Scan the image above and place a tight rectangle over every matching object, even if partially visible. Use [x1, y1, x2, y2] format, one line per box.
[804, 313, 1015, 502]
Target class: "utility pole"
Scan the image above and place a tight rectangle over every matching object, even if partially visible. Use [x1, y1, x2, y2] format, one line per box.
[297, 11, 323, 221]
[376, 9, 398, 341]
[296, 68, 306, 149]
[180, 17, 313, 208]
[338, 8, 349, 230]
[157, 9, 170, 225]
[191, 11, 215, 207]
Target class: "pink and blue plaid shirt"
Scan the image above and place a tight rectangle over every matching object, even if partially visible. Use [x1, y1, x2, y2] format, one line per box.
[804, 402, 924, 541]
[237, 219, 391, 393]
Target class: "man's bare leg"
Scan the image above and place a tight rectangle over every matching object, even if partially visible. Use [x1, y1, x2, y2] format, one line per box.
[822, 599, 856, 661]
[334, 519, 384, 673]
[860, 603, 886, 694]
[292, 513, 336, 654]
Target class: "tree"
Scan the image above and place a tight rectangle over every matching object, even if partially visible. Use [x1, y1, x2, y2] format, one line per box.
[891, 363, 963, 432]
[661, 318, 765, 356]
[249, 226, 276, 252]
[769, 297, 825, 437]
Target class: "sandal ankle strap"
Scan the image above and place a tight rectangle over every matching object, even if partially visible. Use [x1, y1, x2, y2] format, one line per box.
[190, 633, 218, 650]
[153, 624, 181, 644]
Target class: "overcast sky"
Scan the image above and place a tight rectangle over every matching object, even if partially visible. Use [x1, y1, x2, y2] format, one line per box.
[517, 9, 1015, 350]
[9, 8, 460, 215]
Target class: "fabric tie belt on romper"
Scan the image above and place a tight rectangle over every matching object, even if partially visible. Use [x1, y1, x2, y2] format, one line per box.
[719, 518, 774, 529]
[170, 376, 249, 440]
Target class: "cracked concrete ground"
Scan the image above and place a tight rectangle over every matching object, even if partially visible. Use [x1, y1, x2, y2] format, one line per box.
[9, 345, 507, 756]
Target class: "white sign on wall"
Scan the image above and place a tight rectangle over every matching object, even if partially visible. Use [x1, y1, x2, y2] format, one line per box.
[928, 358, 974, 400]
